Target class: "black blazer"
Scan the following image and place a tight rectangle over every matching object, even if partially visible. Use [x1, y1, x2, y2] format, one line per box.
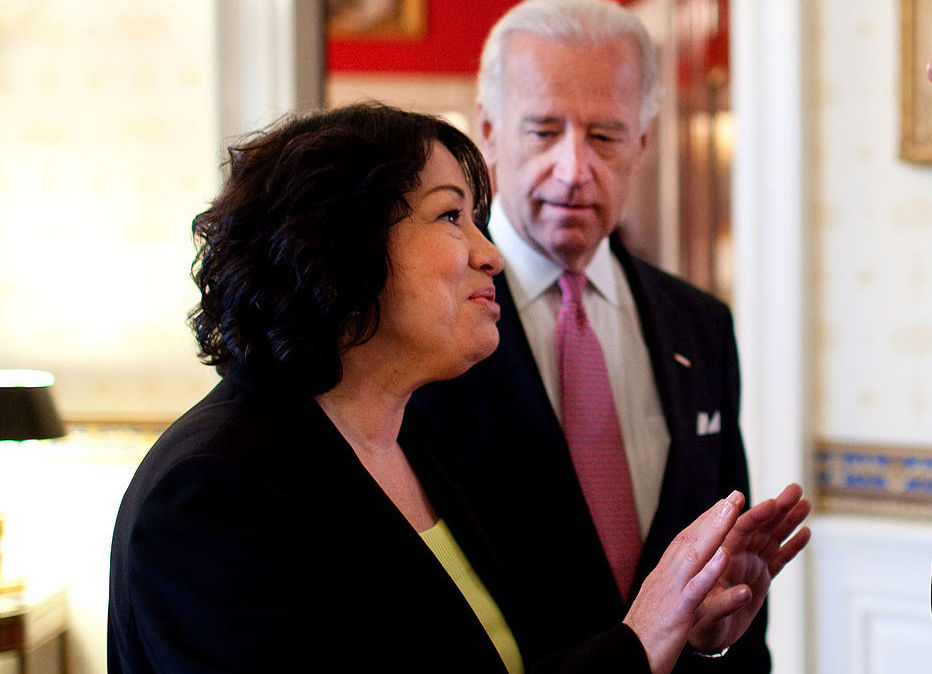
[108, 364, 649, 673]
[413, 235, 771, 673]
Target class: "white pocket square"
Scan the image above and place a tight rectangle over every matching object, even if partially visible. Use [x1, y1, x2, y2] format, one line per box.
[697, 411, 721, 436]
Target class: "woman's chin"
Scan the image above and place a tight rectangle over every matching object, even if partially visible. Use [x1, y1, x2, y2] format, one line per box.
[472, 333, 500, 364]
[437, 340, 499, 382]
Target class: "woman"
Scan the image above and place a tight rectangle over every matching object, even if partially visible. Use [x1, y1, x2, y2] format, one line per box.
[108, 103, 808, 673]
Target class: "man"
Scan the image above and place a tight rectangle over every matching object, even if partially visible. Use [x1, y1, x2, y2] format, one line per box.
[413, 0, 771, 670]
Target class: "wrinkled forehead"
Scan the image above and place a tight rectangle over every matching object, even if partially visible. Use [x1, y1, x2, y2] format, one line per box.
[500, 33, 644, 121]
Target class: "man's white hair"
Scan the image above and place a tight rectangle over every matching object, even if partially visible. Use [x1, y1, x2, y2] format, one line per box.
[477, 0, 660, 132]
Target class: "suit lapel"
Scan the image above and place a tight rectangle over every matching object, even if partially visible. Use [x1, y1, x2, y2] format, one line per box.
[610, 236, 719, 584]
[612, 239, 695, 452]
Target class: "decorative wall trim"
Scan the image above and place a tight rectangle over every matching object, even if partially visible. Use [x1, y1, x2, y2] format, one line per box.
[816, 440, 932, 518]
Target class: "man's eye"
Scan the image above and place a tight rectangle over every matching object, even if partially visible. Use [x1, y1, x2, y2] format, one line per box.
[591, 133, 622, 143]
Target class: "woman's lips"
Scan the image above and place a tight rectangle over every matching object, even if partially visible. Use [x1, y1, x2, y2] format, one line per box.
[469, 288, 500, 317]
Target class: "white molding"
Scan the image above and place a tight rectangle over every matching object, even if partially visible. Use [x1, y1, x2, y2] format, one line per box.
[215, 0, 325, 143]
[656, 0, 681, 274]
[810, 516, 932, 674]
[731, 1, 809, 672]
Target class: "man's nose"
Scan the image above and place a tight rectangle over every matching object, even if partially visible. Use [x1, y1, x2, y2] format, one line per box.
[551, 132, 591, 186]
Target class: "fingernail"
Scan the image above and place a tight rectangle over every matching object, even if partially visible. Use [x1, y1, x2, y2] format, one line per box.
[719, 499, 734, 519]
[727, 490, 742, 506]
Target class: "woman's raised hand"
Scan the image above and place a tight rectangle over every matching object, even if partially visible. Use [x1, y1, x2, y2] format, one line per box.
[622, 484, 811, 674]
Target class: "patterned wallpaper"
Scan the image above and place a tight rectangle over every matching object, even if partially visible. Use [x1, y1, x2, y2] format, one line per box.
[811, 1, 932, 511]
[813, 0, 932, 446]
[0, 0, 221, 421]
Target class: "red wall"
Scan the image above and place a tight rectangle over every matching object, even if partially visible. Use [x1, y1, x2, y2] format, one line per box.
[327, 0, 638, 74]
[327, 1, 520, 74]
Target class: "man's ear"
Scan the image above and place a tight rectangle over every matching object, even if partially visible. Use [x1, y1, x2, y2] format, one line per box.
[476, 103, 497, 169]
[475, 102, 498, 191]
[633, 126, 650, 173]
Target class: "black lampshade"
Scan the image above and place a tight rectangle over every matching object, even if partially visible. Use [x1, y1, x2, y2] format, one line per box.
[0, 370, 66, 442]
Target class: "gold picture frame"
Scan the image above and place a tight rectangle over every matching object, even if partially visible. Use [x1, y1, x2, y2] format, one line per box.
[327, 0, 427, 41]
[900, 0, 932, 163]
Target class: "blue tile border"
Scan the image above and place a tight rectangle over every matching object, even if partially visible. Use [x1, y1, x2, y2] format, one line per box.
[816, 442, 932, 517]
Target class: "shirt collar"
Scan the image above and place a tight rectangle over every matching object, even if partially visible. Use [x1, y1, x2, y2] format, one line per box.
[488, 198, 620, 310]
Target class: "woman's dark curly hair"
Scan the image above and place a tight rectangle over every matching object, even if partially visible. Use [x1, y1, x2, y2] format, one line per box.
[187, 102, 492, 394]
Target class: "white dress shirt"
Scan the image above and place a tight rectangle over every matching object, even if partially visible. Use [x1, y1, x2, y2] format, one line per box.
[488, 199, 670, 536]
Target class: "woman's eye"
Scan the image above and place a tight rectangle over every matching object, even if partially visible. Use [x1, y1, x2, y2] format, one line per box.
[440, 209, 461, 225]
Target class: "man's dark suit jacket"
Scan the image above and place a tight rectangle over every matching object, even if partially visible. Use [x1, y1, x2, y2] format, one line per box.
[412, 234, 771, 673]
[107, 364, 649, 673]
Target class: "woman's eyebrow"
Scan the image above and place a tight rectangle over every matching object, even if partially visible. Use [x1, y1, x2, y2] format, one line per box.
[423, 183, 466, 199]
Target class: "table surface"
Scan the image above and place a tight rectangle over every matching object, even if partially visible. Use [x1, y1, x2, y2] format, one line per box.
[0, 584, 69, 652]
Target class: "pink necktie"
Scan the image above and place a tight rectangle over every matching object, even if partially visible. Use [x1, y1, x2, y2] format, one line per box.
[555, 271, 641, 599]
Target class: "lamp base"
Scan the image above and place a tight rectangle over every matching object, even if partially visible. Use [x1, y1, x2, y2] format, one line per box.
[0, 518, 24, 594]
[0, 577, 24, 594]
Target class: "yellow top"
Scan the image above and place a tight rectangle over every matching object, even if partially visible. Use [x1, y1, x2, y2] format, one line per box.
[420, 519, 524, 674]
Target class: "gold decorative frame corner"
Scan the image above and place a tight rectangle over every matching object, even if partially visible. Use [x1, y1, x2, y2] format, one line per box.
[328, 0, 428, 41]
[900, 0, 932, 163]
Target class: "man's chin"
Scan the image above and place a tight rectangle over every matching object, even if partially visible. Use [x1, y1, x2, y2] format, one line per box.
[518, 215, 603, 267]
[542, 225, 601, 261]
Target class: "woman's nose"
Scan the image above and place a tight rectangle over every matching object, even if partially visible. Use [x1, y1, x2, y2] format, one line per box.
[469, 226, 504, 275]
